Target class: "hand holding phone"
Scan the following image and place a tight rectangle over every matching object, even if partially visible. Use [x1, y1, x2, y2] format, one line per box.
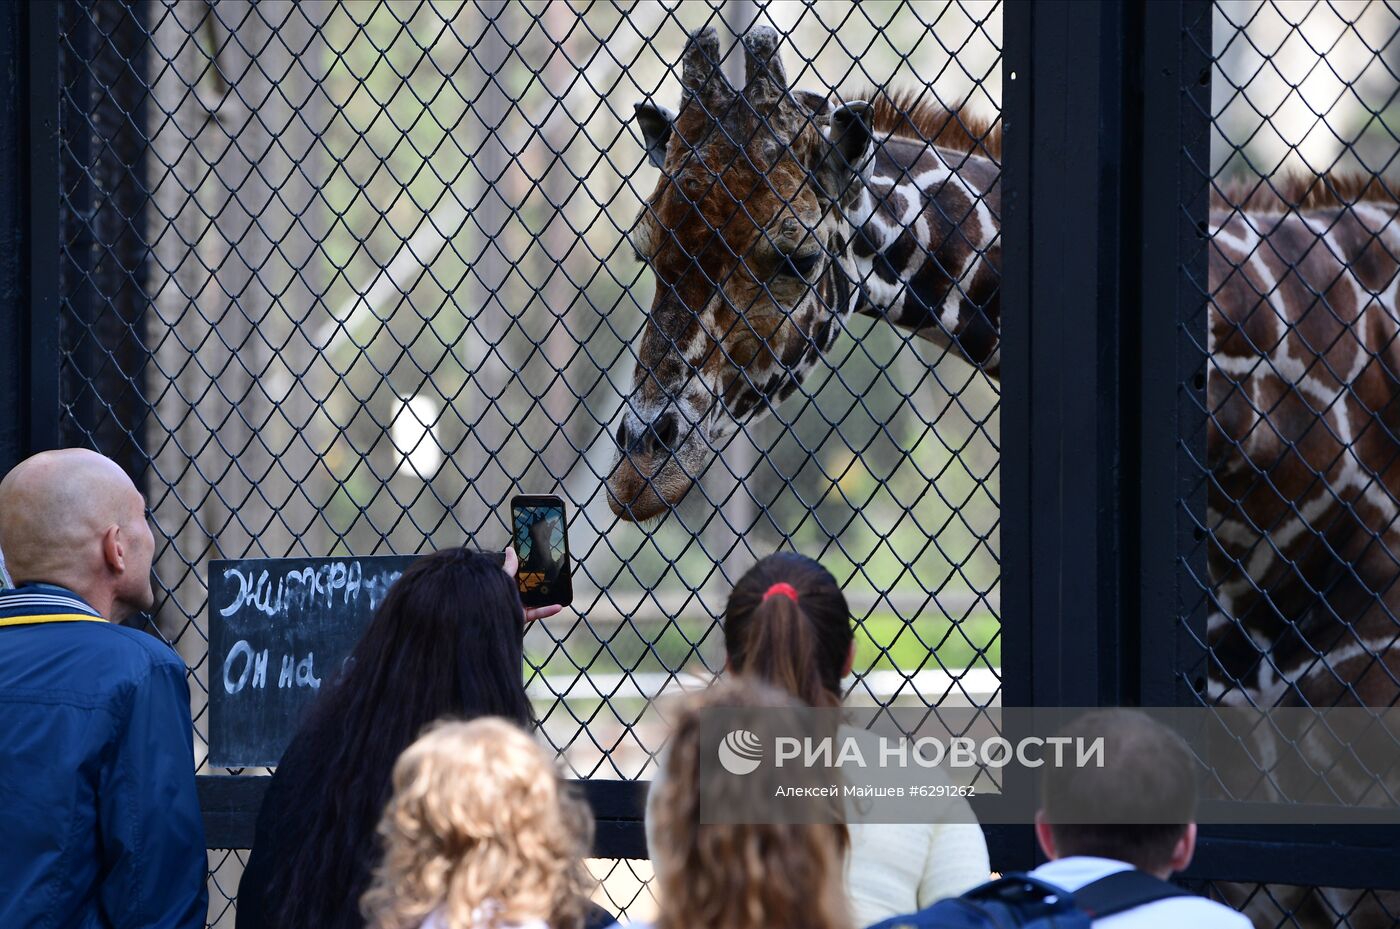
[510, 495, 573, 609]
[501, 548, 562, 622]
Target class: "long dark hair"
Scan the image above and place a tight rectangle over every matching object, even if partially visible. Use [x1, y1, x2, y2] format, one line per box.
[723, 552, 854, 708]
[270, 548, 532, 929]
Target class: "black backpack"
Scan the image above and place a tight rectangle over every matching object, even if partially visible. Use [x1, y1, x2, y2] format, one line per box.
[864, 869, 1193, 929]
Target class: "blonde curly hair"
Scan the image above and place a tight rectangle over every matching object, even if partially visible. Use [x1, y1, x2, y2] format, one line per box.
[361, 718, 594, 929]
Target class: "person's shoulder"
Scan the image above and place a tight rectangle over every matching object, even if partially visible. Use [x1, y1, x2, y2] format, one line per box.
[1099, 893, 1253, 928]
[0, 619, 187, 719]
[88, 621, 187, 678]
[34, 622, 190, 703]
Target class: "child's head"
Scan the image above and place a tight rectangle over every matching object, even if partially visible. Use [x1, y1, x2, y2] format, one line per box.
[362, 718, 593, 929]
[724, 552, 854, 707]
[650, 678, 852, 929]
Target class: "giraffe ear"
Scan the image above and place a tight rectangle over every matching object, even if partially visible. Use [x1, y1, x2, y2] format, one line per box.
[815, 101, 872, 201]
[634, 102, 676, 169]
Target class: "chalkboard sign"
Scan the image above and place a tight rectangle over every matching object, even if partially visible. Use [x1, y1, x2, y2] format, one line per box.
[208, 554, 420, 768]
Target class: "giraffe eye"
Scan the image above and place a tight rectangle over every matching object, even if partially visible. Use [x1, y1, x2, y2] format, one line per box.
[778, 251, 822, 279]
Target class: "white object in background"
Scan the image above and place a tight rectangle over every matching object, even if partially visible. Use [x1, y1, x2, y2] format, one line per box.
[392, 394, 444, 478]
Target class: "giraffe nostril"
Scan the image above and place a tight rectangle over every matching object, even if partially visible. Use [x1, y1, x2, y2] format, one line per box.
[654, 412, 679, 453]
[615, 421, 630, 451]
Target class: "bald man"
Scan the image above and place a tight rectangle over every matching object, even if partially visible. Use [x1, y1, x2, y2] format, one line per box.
[0, 449, 207, 929]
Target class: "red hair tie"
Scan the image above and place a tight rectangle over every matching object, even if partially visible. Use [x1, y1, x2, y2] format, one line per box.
[762, 582, 800, 604]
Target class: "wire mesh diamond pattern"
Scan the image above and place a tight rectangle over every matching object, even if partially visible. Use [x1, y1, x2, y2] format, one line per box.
[1185, 0, 1400, 720]
[1190, 879, 1400, 929]
[1179, 3, 1400, 926]
[56, 0, 1002, 924]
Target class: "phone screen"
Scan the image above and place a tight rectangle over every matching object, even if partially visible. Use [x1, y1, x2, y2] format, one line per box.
[512, 499, 570, 606]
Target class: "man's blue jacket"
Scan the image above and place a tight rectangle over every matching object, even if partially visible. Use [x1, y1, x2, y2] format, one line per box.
[0, 583, 208, 929]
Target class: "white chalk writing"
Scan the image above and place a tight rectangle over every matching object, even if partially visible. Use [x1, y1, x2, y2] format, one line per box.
[218, 561, 382, 618]
[223, 640, 320, 694]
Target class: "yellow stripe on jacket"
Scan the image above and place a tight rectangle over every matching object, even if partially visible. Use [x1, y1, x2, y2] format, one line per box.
[0, 614, 105, 627]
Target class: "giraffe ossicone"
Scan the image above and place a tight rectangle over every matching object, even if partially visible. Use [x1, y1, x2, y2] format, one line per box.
[605, 26, 1003, 522]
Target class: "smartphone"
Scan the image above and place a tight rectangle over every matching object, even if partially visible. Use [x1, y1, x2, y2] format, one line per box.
[510, 495, 573, 608]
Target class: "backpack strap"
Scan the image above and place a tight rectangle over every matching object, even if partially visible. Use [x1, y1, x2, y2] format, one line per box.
[1071, 869, 1192, 919]
[965, 874, 1075, 905]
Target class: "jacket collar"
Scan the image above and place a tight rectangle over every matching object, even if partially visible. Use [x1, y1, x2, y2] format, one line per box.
[0, 582, 105, 622]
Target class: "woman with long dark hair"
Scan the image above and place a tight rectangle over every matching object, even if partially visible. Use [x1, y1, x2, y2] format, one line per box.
[651, 552, 991, 927]
[235, 548, 565, 929]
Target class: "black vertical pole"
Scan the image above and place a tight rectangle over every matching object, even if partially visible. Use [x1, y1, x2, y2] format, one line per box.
[0, 1, 23, 473]
[1002, 0, 1136, 711]
[993, 0, 1036, 875]
[1136, 0, 1213, 707]
[1004, 0, 1214, 708]
[28, 1, 60, 460]
[998, 0, 1034, 717]
[60, 1, 150, 487]
[999, 0, 1211, 870]
[0, 0, 61, 476]
[998, 0, 1145, 874]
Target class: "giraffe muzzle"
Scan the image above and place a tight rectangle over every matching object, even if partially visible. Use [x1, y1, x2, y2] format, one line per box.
[606, 409, 702, 522]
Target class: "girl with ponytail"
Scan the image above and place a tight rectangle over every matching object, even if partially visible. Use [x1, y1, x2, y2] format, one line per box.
[647, 553, 991, 928]
[722, 552, 855, 709]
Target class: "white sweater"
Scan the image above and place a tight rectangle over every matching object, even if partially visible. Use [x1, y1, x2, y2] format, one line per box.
[839, 724, 990, 926]
[845, 818, 989, 927]
[1030, 857, 1252, 928]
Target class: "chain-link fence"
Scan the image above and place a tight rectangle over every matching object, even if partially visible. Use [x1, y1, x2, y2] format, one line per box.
[1179, 1, 1400, 926]
[55, 1, 1002, 924]
[1190, 879, 1400, 928]
[55, 0, 1400, 925]
[1187, 0, 1400, 728]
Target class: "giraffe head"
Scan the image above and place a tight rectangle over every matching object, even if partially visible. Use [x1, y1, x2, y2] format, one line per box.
[606, 26, 873, 522]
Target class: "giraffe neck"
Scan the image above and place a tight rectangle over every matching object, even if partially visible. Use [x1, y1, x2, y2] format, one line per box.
[837, 134, 1002, 376]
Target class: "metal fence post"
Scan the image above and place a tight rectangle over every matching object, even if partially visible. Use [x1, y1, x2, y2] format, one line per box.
[1136, 0, 1212, 708]
[999, 0, 1156, 873]
[0, 0, 60, 476]
[58, 1, 151, 488]
[1002, 0, 1138, 713]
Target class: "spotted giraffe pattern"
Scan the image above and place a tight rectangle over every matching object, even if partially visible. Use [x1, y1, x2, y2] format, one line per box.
[843, 134, 1002, 372]
[613, 28, 1400, 717]
[1202, 200, 1400, 929]
[614, 32, 1400, 925]
[606, 26, 1000, 522]
[1205, 201, 1400, 710]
